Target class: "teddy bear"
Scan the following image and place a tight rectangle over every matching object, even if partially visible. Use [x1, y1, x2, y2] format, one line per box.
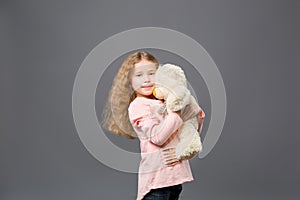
[153, 63, 203, 160]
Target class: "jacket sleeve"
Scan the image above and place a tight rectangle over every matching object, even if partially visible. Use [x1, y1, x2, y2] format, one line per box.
[128, 100, 183, 146]
[141, 112, 183, 146]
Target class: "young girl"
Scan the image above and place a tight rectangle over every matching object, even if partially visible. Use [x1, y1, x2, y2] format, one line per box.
[102, 51, 205, 200]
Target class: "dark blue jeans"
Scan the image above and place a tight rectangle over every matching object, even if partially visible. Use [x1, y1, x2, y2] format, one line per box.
[142, 184, 183, 200]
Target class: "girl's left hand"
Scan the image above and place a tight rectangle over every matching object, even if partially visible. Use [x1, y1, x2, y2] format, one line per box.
[197, 110, 205, 133]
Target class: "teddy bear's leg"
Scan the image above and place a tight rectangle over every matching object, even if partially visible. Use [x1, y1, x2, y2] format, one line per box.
[176, 118, 202, 160]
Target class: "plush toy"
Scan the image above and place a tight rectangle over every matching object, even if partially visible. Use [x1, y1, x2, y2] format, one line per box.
[153, 64, 203, 160]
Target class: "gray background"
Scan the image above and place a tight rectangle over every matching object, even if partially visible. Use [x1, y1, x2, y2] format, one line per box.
[1, 0, 299, 199]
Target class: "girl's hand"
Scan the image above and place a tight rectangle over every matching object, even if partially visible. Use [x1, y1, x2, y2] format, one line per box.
[197, 110, 205, 133]
[150, 102, 167, 118]
[161, 147, 180, 166]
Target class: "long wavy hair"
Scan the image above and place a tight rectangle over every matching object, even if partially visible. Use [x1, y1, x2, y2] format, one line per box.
[101, 51, 159, 139]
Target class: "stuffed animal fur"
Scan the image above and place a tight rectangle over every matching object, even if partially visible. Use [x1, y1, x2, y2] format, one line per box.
[153, 64, 203, 160]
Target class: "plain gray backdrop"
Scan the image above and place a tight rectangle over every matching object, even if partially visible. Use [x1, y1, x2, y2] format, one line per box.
[1, 0, 299, 199]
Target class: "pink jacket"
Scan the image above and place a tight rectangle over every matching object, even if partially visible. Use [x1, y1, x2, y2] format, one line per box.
[128, 97, 194, 200]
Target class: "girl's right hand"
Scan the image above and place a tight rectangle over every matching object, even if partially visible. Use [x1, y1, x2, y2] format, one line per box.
[161, 147, 180, 166]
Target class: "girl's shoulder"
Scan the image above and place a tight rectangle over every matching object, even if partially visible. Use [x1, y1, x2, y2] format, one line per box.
[130, 97, 161, 107]
[128, 97, 163, 117]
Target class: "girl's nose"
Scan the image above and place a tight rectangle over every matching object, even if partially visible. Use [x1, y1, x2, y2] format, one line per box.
[144, 75, 150, 82]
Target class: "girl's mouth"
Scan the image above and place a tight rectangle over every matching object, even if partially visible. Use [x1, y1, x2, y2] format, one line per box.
[142, 85, 153, 88]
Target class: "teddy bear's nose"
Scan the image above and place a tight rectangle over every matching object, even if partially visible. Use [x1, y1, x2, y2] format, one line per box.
[153, 89, 156, 96]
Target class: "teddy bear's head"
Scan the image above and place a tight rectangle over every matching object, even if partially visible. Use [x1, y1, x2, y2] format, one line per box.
[153, 64, 190, 111]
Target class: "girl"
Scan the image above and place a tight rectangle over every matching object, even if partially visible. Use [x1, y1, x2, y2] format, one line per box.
[102, 51, 205, 200]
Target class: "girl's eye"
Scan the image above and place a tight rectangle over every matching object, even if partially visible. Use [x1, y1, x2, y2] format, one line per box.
[136, 74, 142, 77]
[149, 72, 155, 75]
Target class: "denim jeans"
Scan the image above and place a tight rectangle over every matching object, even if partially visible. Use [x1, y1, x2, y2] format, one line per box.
[142, 184, 183, 200]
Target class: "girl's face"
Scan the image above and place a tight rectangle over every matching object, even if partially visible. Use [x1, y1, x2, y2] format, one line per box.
[131, 59, 157, 98]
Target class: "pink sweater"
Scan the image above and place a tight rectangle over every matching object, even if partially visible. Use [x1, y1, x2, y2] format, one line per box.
[128, 97, 194, 200]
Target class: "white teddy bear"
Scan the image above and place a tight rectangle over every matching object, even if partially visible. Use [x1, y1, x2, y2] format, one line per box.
[153, 63, 203, 160]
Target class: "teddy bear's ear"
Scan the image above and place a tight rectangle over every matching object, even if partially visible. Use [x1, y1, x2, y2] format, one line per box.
[160, 64, 187, 87]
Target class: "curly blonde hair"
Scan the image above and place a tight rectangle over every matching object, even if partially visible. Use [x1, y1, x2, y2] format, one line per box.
[101, 51, 159, 139]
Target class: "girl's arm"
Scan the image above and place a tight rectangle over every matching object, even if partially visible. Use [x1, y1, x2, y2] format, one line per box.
[140, 112, 183, 146]
[128, 101, 183, 146]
